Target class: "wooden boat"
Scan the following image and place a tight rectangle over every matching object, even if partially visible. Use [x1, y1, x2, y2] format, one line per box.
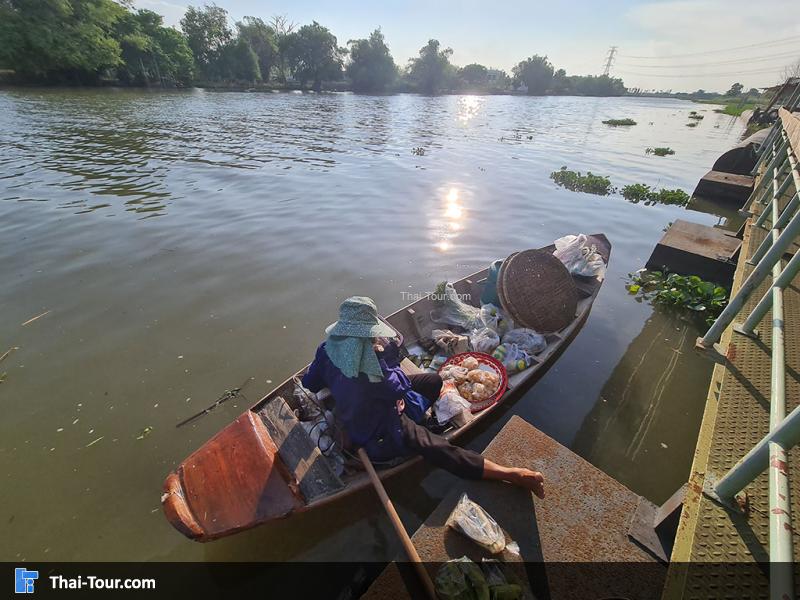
[162, 234, 611, 541]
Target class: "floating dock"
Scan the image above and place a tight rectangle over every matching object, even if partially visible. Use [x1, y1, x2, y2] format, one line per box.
[664, 105, 800, 598]
[363, 415, 665, 600]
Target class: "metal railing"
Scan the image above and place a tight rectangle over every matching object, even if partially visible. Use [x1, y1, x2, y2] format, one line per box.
[695, 82, 800, 600]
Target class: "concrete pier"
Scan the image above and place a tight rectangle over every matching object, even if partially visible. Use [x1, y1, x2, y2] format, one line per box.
[363, 416, 664, 600]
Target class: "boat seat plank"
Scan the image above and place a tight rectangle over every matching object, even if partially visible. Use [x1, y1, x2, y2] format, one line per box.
[258, 396, 344, 503]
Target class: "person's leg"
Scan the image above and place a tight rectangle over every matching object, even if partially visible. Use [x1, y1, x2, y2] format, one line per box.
[481, 459, 546, 499]
[400, 415, 545, 498]
[407, 372, 443, 402]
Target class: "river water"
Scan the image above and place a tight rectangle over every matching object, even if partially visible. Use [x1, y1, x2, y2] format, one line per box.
[0, 89, 745, 562]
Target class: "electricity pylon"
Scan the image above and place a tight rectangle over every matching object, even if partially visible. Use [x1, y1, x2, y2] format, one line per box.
[603, 46, 618, 76]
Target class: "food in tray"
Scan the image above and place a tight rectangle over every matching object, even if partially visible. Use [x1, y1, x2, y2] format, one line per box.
[461, 356, 480, 371]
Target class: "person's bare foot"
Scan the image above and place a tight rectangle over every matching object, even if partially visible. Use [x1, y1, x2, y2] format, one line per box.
[512, 468, 545, 499]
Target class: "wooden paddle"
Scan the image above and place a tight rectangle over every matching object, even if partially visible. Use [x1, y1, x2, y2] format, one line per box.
[357, 448, 437, 600]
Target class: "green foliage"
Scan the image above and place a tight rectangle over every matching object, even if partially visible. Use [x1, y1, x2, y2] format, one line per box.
[407, 39, 454, 94]
[459, 63, 488, 85]
[219, 38, 261, 82]
[115, 9, 194, 85]
[346, 29, 397, 92]
[550, 167, 613, 196]
[627, 270, 728, 326]
[286, 21, 343, 91]
[602, 118, 636, 126]
[688, 113, 704, 120]
[717, 103, 757, 116]
[512, 55, 553, 95]
[0, 0, 125, 82]
[726, 82, 744, 97]
[552, 73, 626, 96]
[236, 17, 277, 81]
[180, 4, 232, 78]
[645, 147, 675, 156]
[621, 184, 689, 206]
[686, 122, 698, 127]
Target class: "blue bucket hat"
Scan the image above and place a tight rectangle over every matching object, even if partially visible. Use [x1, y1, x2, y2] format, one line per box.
[325, 296, 397, 339]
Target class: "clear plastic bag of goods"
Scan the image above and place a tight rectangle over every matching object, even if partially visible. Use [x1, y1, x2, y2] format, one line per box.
[433, 328, 471, 355]
[440, 364, 470, 383]
[446, 493, 507, 554]
[492, 343, 533, 374]
[470, 327, 501, 354]
[553, 233, 606, 277]
[430, 282, 483, 330]
[435, 379, 474, 426]
[479, 303, 512, 334]
[293, 383, 324, 422]
[502, 328, 546, 355]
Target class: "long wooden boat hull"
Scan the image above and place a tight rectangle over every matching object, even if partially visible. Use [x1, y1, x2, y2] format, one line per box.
[162, 235, 611, 541]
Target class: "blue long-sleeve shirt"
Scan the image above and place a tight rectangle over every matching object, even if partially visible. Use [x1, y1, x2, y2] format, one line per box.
[302, 341, 422, 461]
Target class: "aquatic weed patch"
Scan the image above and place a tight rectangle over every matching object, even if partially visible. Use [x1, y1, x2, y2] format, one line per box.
[645, 147, 675, 156]
[620, 184, 690, 206]
[550, 167, 613, 196]
[627, 270, 728, 326]
[602, 118, 636, 126]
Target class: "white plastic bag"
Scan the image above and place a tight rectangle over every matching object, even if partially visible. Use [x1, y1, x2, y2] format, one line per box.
[470, 327, 501, 354]
[430, 282, 483, 330]
[502, 328, 546, 355]
[446, 493, 506, 554]
[434, 380, 474, 425]
[553, 234, 605, 277]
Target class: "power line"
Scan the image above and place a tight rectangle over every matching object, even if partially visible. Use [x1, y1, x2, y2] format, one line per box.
[616, 65, 788, 78]
[616, 49, 800, 69]
[602, 46, 617, 76]
[620, 35, 800, 60]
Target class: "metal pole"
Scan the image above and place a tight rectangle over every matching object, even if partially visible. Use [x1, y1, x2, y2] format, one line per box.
[750, 193, 800, 264]
[753, 177, 796, 229]
[753, 122, 780, 166]
[698, 207, 800, 347]
[739, 248, 800, 334]
[747, 138, 790, 206]
[766, 174, 793, 597]
[753, 141, 800, 261]
[713, 401, 800, 500]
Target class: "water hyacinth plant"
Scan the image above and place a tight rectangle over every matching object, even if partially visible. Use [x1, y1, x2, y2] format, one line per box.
[626, 270, 728, 326]
[602, 118, 637, 126]
[645, 147, 675, 156]
[550, 167, 614, 195]
[620, 184, 690, 206]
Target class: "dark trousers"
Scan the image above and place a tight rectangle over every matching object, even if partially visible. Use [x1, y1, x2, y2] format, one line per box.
[402, 373, 485, 480]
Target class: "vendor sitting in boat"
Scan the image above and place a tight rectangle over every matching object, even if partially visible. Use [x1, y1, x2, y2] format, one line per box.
[302, 296, 545, 498]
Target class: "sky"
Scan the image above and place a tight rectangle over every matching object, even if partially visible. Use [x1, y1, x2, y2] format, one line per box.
[135, 0, 800, 93]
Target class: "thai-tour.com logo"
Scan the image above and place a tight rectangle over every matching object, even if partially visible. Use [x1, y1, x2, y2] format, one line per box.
[14, 567, 156, 593]
[15, 568, 38, 594]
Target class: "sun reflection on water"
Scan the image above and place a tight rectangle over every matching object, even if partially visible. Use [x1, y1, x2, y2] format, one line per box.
[457, 96, 482, 123]
[435, 186, 466, 252]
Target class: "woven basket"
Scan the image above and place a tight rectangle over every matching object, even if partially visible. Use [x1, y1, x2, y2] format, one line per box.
[438, 352, 508, 412]
[498, 249, 577, 333]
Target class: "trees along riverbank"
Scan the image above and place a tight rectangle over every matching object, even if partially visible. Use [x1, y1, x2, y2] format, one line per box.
[0, 1, 626, 96]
